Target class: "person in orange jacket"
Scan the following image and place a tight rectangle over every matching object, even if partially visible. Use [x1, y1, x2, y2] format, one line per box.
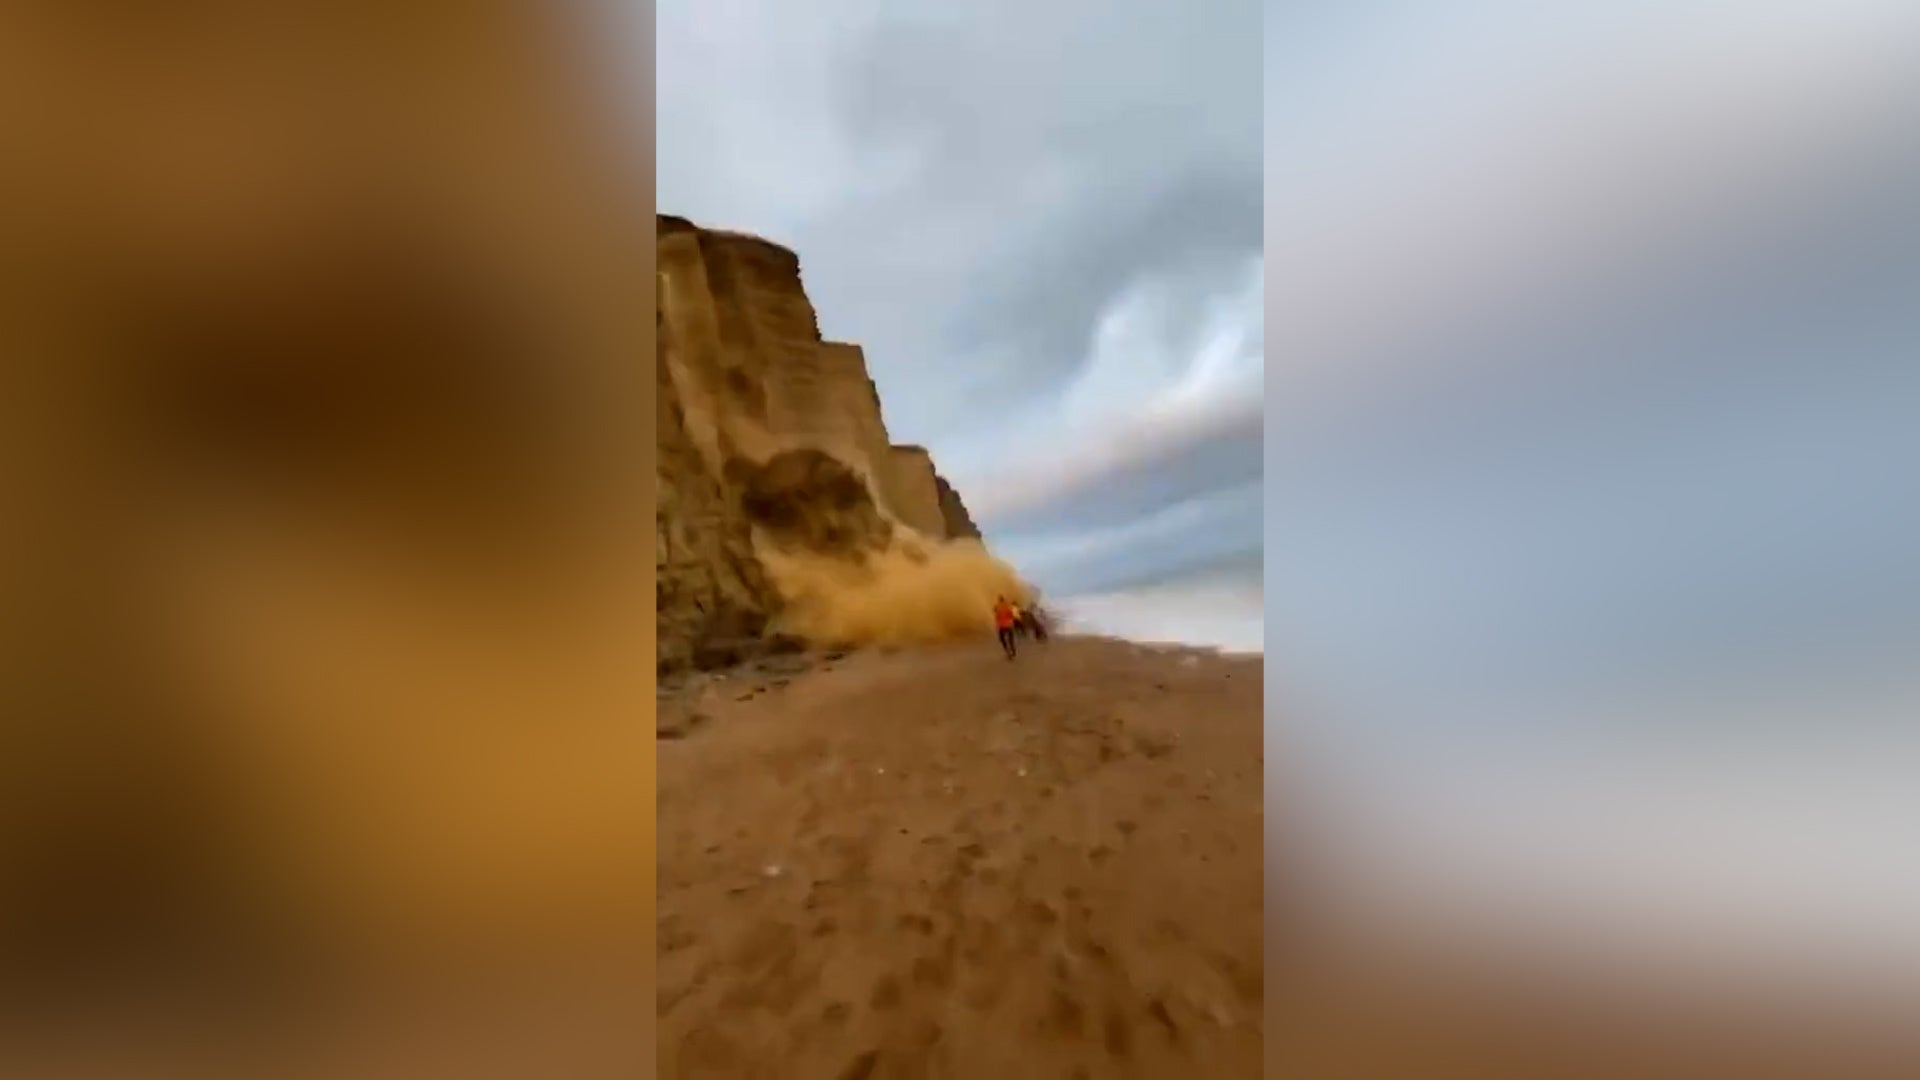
[992, 595, 1019, 660]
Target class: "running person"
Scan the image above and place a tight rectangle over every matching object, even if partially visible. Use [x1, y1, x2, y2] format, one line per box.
[993, 595, 1019, 660]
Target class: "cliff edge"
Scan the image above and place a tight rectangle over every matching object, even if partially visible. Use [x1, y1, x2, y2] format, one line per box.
[935, 471, 982, 539]
[656, 216, 1014, 671]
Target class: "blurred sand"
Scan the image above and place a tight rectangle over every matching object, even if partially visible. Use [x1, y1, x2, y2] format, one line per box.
[657, 635, 1263, 1078]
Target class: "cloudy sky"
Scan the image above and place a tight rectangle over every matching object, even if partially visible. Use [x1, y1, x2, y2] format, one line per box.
[657, 0, 1263, 598]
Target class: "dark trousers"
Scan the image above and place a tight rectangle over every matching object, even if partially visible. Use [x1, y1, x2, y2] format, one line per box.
[996, 627, 1017, 659]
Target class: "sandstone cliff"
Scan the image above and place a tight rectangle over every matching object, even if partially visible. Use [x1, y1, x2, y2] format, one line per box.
[656, 268, 777, 672]
[766, 341, 894, 503]
[882, 444, 948, 539]
[935, 472, 982, 540]
[656, 216, 1023, 670]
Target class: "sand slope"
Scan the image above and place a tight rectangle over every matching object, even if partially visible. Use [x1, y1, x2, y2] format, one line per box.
[657, 636, 1264, 1078]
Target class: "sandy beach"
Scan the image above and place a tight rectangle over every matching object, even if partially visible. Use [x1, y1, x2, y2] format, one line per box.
[656, 634, 1263, 1078]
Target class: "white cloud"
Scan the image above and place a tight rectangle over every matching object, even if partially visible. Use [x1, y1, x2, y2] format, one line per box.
[957, 255, 1264, 522]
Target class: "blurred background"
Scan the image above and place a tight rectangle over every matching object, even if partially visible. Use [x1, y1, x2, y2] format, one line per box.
[1269, 1, 1920, 1071]
[0, 2, 653, 1074]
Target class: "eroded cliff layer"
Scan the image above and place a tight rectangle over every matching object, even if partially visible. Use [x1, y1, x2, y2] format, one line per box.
[656, 216, 1020, 669]
[883, 444, 948, 539]
[765, 340, 893, 501]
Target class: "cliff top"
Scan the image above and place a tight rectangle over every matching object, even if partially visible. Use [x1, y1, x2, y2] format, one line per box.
[656, 213, 800, 266]
[656, 214, 699, 236]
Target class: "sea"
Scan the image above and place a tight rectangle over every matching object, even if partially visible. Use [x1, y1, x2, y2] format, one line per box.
[1046, 552, 1264, 655]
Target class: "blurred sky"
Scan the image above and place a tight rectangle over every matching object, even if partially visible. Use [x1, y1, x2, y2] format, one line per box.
[655, 0, 1264, 598]
[1270, 0, 1920, 731]
[1268, 1, 1920, 984]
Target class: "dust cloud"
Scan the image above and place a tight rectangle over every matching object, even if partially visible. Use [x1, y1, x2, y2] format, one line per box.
[757, 533, 1034, 646]
[731, 447, 1036, 647]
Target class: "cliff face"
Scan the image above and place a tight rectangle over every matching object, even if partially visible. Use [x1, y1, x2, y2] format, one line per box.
[656, 268, 777, 672]
[935, 472, 982, 539]
[882, 445, 948, 539]
[765, 341, 893, 502]
[656, 216, 1007, 670]
[657, 217, 771, 471]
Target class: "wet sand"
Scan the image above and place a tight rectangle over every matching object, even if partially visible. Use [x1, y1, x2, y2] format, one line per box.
[656, 635, 1263, 1078]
